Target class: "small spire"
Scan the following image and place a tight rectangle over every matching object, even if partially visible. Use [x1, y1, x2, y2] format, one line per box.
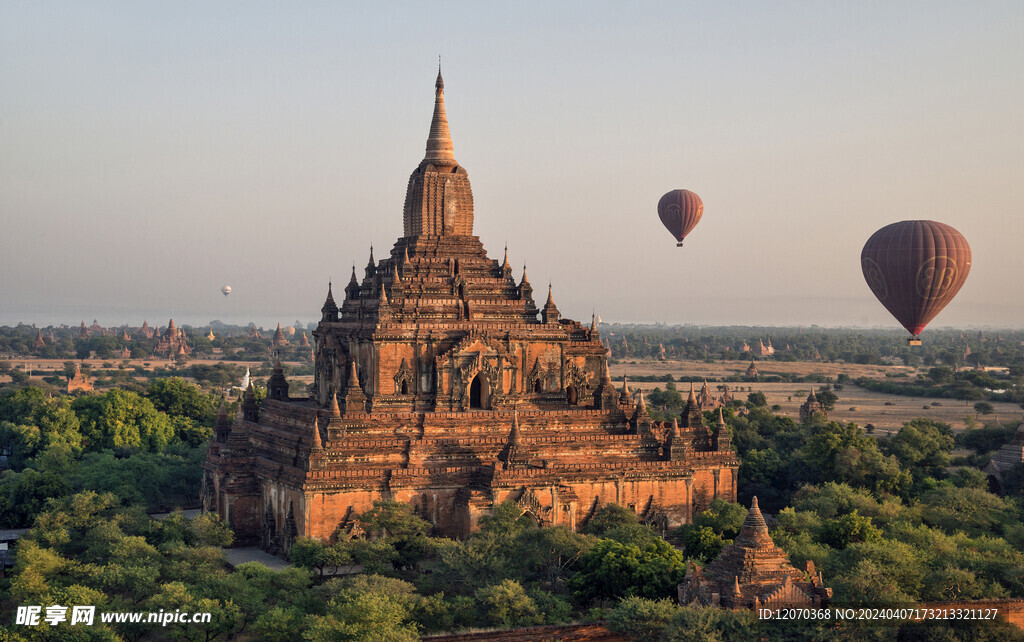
[740, 496, 770, 537]
[671, 417, 681, 438]
[717, 407, 725, 426]
[402, 246, 410, 266]
[392, 261, 401, 283]
[216, 398, 228, 423]
[733, 576, 742, 596]
[621, 375, 630, 397]
[637, 388, 646, 412]
[591, 312, 597, 332]
[329, 391, 341, 417]
[311, 415, 323, 450]
[348, 265, 358, 285]
[379, 281, 389, 305]
[687, 381, 696, 404]
[347, 360, 361, 388]
[509, 410, 521, 444]
[600, 359, 612, 385]
[521, 264, 530, 284]
[546, 283, 555, 306]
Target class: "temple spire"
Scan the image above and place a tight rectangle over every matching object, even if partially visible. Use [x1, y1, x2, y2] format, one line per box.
[424, 66, 456, 163]
[311, 415, 323, 451]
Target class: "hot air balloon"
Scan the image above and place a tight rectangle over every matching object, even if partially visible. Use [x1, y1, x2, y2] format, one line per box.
[861, 220, 971, 345]
[657, 189, 703, 246]
[221, 285, 232, 297]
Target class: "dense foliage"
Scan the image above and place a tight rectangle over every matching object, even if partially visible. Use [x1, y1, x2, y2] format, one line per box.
[0, 380, 217, 526]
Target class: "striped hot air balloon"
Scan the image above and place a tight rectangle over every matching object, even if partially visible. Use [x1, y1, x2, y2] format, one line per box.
[657, 189, 703, 247]
[861, 220, 971, 345]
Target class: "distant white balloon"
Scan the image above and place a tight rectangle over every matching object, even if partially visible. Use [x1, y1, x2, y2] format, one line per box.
[221, 285, 232, 297]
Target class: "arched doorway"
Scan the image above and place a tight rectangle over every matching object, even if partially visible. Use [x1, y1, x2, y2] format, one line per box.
[533, 378, 542, 393]
[400, 379, 408, 395]
[469, 373, 489, 409]
[566, 385, 577, 405]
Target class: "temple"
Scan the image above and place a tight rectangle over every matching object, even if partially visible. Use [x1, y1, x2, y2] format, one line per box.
[799, 390, 827, 423]
[678, 497, 832, 609]
[204, 71, 738, 551]
[154, 319, 191, 357]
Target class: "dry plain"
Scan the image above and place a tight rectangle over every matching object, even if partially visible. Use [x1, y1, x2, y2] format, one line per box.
[612, 359, 1022, 434]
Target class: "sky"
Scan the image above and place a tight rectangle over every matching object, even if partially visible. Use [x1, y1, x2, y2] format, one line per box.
[2, 1, 1022, 330]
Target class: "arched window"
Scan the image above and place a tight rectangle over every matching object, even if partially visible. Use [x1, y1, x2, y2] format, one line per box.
[566, 385, 577, 405]
[468, 373, 492, 409]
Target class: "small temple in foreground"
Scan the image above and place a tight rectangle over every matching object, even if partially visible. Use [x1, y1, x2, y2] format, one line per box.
[678, 497, 832, 610]
[203, 70, 738, 552]
[985, 421, 1024, 493]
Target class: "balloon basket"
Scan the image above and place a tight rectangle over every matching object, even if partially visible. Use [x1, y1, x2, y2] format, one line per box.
[676, 242, 684, 247]
[907, 338, 922, 346]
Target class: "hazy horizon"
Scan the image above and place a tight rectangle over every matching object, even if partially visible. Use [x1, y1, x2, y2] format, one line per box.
[3, 2, 1022, 331]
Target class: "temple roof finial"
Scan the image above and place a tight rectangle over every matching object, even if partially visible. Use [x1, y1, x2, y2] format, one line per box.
[424, 66, 455, 163]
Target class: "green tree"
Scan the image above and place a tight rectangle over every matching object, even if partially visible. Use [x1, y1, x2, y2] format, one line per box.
[746, 391, 767, 407]
[799, 421, 909, 495]
[582, 503, 640, 537]
[147, 377, 217, 423]
[691, 498, 747, 540]
[679, 526, 728, 562]
[568, 537, 687, 604]
[974, 401, 995, 419]
[475, 579, 543, 628]
[817, 510, 883, 549]
[606, 596, 681, 641]
[307, 574, 419, 641]
[882, 418, 954, 474]
[72, 389, 175, 451]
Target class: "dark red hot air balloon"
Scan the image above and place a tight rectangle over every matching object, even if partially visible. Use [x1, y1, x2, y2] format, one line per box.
[861, 220, 971, 344]
[658, 189, 703, 246]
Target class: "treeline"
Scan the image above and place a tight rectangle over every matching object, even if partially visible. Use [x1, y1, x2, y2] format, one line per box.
[0, 322, 315, 362]
[604, 324, 1024, 369]
[856, 364, 1024, 408]
[0, 379, 218, 525]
